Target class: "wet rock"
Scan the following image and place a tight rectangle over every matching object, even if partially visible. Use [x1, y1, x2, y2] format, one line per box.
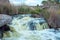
[0, 25, 10, 32]
[31, 14, 41, 18]
[0, 14, 12, 39]
[0, 25, 11, 39]
[0, 14, 12, 27]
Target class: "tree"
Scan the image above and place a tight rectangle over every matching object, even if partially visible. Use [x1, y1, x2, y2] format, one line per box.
[55, 0, 60, 4]
[42, 1, 48, 5]
[37, 4, 40, 7]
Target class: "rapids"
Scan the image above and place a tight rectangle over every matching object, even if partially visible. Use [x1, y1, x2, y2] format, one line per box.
[2, 14, 60, 40]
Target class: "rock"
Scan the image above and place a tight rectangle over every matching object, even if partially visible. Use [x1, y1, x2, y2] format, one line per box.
[0, 25, 10, 31]
[48, 14, 60, 29]
[47, 6, 60, 29]
[31, 14, 40, 18]
[0, 14, 12, 27]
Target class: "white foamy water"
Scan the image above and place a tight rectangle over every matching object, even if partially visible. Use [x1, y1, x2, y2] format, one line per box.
[3, 29, 60, 40]
[2, 14, 60, 40]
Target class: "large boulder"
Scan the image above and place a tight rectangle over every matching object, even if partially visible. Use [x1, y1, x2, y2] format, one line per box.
[0, 14, 12, 27]
[47, 6, 60, 29]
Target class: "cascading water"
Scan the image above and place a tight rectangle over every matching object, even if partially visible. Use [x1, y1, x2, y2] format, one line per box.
[2, 14, 60, 40]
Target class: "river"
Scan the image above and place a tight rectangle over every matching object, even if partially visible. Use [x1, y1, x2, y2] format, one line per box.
[2, 14, 60, 40]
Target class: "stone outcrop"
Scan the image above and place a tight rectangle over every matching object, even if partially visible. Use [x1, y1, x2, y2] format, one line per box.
[0, 14, 12, 27]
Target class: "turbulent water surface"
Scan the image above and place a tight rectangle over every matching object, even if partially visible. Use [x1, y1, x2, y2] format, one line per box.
[2, 14, 60, 40]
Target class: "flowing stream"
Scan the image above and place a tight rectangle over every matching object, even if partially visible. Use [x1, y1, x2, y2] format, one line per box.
[2, 14, 60, 40]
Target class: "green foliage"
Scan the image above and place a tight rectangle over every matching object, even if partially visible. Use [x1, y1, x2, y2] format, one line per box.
[18, 5, 42, 14]
[18, 5, 31, 14]
[42, 1, 47, 4]
[43, 0, 60, 4]
[30, 6, 42, 14]
[55, 0, 60, 4]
